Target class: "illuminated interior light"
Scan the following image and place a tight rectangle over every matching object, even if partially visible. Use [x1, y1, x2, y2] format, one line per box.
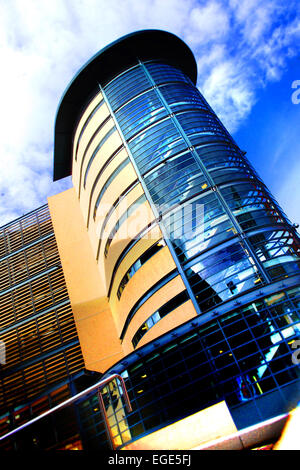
[252, 376, 263, 395]
[141, 374, 147, 379]
[201, 183, 208, 189]
[137, 390, 144, 394]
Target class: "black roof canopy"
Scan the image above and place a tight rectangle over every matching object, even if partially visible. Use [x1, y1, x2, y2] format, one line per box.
[53, 29, 197, 181]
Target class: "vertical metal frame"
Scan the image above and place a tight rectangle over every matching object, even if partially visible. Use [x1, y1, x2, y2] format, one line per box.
[140, 60, 271, 286]
[97, 375, 132, 450]
[99, 78, 203, 317]
[0, 373, 132, 451]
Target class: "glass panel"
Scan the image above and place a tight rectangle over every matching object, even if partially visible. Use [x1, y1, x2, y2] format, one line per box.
[249, 230, 300, 281]
[185, 241, 260, 312]
[104, 65, 150, 111]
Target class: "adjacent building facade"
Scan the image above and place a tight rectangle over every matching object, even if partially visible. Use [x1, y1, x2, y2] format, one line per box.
[1, 30, 300, 450]
[0, 204, 103, 450]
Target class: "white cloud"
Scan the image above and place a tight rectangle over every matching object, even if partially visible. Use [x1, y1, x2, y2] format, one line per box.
[0, 0, 299, 225]
[200, 59, 255, 133]
[187, 1, 230, 45]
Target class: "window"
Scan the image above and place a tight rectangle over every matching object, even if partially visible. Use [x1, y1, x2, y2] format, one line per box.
[117, 240, 166, 299]
[132, 290, 189, 348]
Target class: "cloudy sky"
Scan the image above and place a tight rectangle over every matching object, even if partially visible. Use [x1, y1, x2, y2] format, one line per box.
[0, 0, 299, 227]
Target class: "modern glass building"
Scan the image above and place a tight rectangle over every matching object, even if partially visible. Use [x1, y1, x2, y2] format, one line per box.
[1, 30, 300, 450]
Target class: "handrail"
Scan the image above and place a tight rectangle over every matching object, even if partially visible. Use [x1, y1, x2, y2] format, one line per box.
[0, 373, 132, 444]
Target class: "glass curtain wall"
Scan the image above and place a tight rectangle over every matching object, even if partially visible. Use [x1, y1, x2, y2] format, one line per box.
[102, 60, 300, 322]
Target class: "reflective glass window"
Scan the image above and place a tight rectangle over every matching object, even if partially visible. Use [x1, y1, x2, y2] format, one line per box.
[115, 90, 166, 140]
[144, 151, 208, 211]
[104, 65, 150, 111]
[176, 110, 229, 140]
[164, 192, 234, 262]
[159, 82, 208, 113]
[145, 62, 193, 85]
[117, 240, 166, 299]
[220, 183, 285, 231]
[249, 230, 300, 281]
[129, 119, 187, 174]
[195, 142, 248, 171]
[185, 241, 261, 312]
[132, 290, 189, 348]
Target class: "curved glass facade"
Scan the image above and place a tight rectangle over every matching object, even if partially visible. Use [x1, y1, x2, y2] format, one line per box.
[49, 32, 300, 450]
[102, 60, 300, 318]
[90, 57, 300, 449]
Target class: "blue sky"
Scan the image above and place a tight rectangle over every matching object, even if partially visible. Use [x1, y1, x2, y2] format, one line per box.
[0, 0, 299, 226]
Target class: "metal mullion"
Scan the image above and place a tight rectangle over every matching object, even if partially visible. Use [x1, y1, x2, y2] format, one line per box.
[137, 138, 186, 172]
[117, 94, 163, 126]
[152, 172, 206, 206]
[2, 229, 8, 258]
[99, 79, 202, 317]
[0, 265, 60, 298]
[144, 64, 271, 286]
[45, 269, 56, 306]
[127, 115, 174, 150]
[54, 306, 65, 347]
[115, 85, 158, 115]
[145, 156, 199, 187]
[148, 168, 203, 203]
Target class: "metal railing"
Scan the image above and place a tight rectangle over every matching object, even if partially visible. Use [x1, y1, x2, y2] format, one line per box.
[0, 373, 132, 450]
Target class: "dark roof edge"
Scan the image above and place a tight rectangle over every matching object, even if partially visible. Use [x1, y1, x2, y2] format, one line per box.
[53, 29, 198, 181]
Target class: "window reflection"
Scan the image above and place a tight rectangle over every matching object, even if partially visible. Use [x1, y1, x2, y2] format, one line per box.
[185, 241, 261, 312]
[100, 378, 132, 448]
[111, 288, 300, 448]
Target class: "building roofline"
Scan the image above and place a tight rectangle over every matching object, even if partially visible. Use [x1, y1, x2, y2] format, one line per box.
[53, 29, 198, 181]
